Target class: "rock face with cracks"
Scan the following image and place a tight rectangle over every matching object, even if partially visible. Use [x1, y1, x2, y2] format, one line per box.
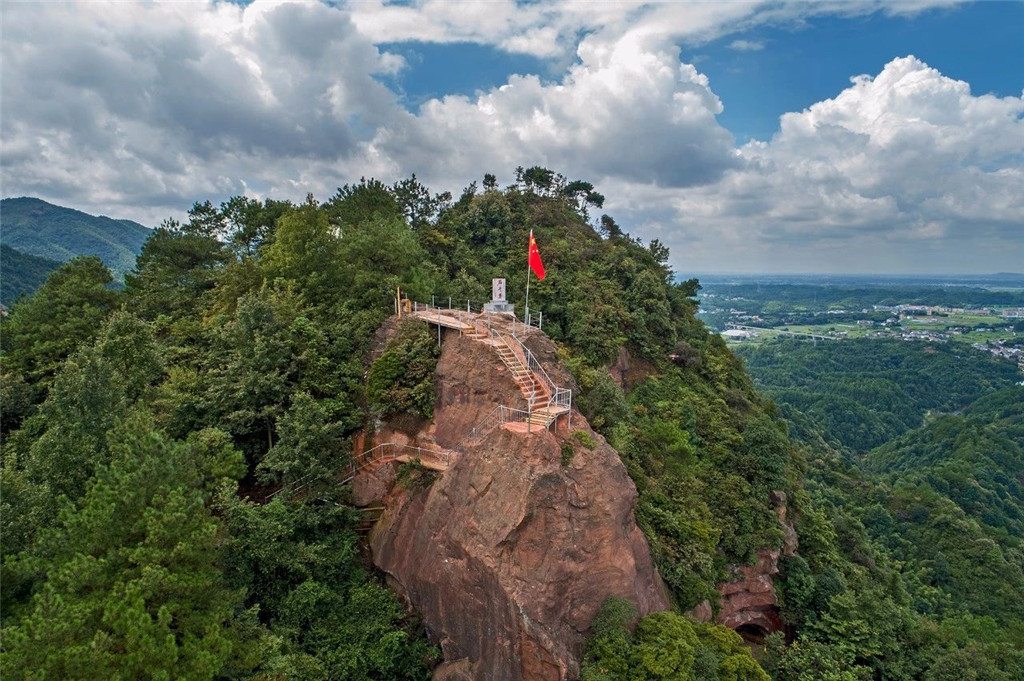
[364, 326, 670, 680]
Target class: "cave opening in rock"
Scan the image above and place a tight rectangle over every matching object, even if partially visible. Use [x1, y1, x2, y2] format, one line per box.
[735, 624, 769, 644]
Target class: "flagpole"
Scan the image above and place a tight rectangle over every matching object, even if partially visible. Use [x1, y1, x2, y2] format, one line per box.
[525, 229, 532, 325]
[525, 231, 533, 432]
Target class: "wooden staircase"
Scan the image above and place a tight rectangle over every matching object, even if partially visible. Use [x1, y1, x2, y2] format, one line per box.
[355, 506, 385, 534]
[339, 443, 453, 486]
[407, 303, 571, 433]
[525, 404, 570, 428]
[492, 341, 549, 408]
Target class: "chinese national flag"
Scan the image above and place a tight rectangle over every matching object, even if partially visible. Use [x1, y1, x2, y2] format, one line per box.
[528, 230, 546, 280]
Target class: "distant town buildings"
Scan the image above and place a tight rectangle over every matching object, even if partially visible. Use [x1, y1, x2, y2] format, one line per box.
[902, 330, 948, 342]
[874, 303, 1006, 317]
[711, 296, 1021, 372]
[972, 340, 1024, 362]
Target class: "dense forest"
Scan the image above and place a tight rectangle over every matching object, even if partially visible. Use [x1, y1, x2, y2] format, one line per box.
[736, 339, 1020, 452]
[2, 170, 1022, 679]
[736, 338, 1024, 679]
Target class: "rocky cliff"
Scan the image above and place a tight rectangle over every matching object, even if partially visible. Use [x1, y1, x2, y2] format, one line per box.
[688, 491, 798, 640]
[360, 324, 671, 680]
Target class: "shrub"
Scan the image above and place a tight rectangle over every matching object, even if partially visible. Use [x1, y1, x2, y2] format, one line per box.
[367, 322, 439, 419]
[573, 430, 597, 449]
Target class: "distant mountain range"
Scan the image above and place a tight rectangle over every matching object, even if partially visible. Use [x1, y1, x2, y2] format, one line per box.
[0, 197, 151, 305]
[1, 197, 150, 276]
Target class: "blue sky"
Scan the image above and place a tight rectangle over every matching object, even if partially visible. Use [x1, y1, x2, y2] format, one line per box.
[693, 2, 1024, 142]
[382, 2, 1024, 143]
[2, 0, 1022, 274]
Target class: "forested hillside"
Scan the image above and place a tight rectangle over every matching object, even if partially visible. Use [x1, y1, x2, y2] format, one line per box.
[0, 245, 61, 306]
[2, 171, 1021, 679]
[0, 197, 150, 279]
[736, 339, 1020, 453]
[737, 338, 1024, 678]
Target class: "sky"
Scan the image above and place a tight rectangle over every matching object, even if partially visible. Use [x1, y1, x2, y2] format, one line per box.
[2, 0, 1022, 275]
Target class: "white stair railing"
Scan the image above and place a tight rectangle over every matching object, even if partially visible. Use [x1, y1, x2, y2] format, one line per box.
[506, 334, 572, 417]
[492, 330, 540, 410]
[406, 298, 572, 434]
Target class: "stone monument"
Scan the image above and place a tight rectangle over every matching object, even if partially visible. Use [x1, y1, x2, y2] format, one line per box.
[484, 278, 515, 313]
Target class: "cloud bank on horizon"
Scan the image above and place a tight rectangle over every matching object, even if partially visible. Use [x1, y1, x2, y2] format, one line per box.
[2, 0, 1022, 274]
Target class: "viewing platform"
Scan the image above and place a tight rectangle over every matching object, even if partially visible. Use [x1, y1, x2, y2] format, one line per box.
[402, 298, 572, 437]
[409, 306, 475, 332]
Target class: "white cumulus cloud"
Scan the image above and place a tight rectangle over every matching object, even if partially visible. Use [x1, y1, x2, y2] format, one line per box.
[728, 39, 765, 51]
[1, 1, 1019, 273]
[1, 0, 402, 223]
[646, 56, 1024, 273]
[366, 32, 740, 190]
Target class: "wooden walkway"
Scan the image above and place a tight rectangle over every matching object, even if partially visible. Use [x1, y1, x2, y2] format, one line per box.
[501, 405, 571, 433]
[264, 442, 453, 503]
[410, 308, 474, 331]
[340, 442, 453, 486]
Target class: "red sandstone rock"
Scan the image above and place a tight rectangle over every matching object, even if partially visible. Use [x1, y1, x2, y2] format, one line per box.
[716, 549, 786, 633]
[688, 492, 798, 637]
[365, 326, 670, 681]
[605, 346, 656, 391]
[432, 659, 475, 681]
[713, 491, 799, 636]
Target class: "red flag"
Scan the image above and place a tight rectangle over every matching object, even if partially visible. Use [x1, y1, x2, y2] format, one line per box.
[528, 230, 546, 280]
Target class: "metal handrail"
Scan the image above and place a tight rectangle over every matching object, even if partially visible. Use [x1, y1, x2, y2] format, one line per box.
[408, 298, 515, 315]
[470, 402, 570, 438]
[339, 442, 452, 486]
[493, 329, 540, 411]
[506, 333, 570, 411]
[500, 405, 532, 423]
[513, 336, 572, 424]
[406, 298, 572, 432]
[265, 468, 323, 503]
[471, 405, 502, 438]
